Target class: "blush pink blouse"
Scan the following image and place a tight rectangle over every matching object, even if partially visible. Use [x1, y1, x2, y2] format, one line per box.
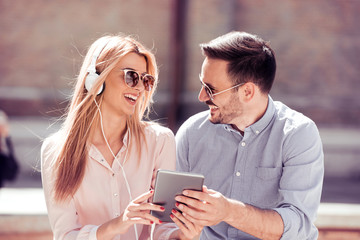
[41, 124, 177, 240]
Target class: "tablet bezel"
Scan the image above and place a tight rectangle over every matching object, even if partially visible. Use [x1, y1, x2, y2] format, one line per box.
[151, 169, 204, 222]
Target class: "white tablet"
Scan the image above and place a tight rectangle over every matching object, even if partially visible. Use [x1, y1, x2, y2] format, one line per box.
[151, 169, 204, 222]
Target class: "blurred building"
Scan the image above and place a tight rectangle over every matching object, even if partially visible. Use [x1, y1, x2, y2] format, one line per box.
[0, 0, 359, 200]
[1, 0, 359, 127]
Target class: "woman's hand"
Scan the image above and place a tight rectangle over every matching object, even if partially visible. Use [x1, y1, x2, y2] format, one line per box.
[121, 190, 164, 228]
[97, 190, 165, 239]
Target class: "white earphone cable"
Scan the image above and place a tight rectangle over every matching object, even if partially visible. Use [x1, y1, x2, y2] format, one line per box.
[94, 99, 139, 240]
[150, 222, 156, 240]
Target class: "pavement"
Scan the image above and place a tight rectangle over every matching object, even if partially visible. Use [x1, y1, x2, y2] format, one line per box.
[2, 117, 360, 204]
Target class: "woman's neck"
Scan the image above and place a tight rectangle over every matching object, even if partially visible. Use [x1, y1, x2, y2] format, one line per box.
[92, 103, 128, 146]
[90, 105, 128, 166]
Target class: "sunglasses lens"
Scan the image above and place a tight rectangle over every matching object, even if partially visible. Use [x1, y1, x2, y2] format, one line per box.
[205, 86, 212, 99]
[200, 77, 212, 99]
[125, 70, 139, 87]
[142, 74, 155, 91]
[124, 70, 155, 91]
[201, 83, 212, 99]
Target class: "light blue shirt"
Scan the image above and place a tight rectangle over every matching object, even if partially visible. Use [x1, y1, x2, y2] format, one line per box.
[176, 96, 324, 240]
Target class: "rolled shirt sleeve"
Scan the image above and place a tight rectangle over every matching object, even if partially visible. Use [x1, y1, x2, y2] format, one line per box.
[274, 121, 324, 239]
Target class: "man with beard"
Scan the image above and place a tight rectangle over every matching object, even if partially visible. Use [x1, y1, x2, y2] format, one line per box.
[172, 32, 324, 239]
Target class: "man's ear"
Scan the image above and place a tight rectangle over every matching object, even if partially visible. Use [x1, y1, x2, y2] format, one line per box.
[242, 82, 256, 102]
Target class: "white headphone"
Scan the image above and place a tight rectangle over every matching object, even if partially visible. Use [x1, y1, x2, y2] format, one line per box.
[84, 43, 106, 95]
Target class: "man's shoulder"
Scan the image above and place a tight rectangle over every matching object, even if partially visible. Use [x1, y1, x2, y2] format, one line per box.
[179, 110, 210, 130]
[273, 101, 317, 133]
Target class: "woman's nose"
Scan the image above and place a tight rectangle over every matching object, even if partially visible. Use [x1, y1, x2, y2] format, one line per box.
[134, 78, 145, 92]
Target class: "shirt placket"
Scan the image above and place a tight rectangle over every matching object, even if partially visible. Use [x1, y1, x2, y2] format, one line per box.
[228, 131, 252, 238]
[226, 128, 246, 200]
[110, 168, 121, 219]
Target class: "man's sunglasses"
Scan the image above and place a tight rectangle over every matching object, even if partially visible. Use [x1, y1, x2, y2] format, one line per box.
[123, 69, 155, 91]
[199, 74, 245, 101]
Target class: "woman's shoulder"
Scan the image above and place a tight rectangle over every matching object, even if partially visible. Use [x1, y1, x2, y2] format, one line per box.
[143, 122, 175, 139]
[41, 131, 63, 167]
[42, 131, 61, 150]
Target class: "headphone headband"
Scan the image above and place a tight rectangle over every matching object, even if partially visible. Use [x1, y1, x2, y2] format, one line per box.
[87, 42, 106, 73]
[85, 39, 108, 95]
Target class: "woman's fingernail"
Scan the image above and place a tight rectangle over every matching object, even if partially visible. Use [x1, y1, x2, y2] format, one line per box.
[175, 202, 179, 207]
[159, 220, 163, 224]
[150, 190, 154, 194]
[172, 209, 176, 214]
[160, 206, 165, 210]
[150, 221, 154, 224]
[170, 214, 174, 218]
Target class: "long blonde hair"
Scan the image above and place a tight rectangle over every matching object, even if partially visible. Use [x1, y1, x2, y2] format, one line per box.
[53, 35, 158, 202]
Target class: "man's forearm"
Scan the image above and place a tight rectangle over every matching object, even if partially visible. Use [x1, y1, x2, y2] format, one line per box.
[224, 198, 284, 240]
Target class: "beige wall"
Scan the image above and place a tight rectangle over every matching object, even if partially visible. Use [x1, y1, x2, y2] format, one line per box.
[1, 0, 359, 127]
[0, 0, 172, 89]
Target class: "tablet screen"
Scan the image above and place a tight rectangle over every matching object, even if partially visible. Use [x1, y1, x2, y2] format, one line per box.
[151, 169, 204, 222]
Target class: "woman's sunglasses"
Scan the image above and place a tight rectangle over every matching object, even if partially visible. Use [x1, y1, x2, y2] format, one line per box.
[123, 69, 155, 91]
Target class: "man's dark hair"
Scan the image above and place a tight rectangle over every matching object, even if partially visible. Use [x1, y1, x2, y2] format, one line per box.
[200, 31, 276, 94]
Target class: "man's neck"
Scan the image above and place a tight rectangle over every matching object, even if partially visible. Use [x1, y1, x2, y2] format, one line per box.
[232, 95, 269, 134]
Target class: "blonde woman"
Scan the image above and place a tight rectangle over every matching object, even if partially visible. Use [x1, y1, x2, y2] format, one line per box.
[41, 35, 197, 240]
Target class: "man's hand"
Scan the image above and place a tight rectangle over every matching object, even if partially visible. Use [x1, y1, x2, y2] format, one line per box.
[174, 186, 232, 226]
[170, 208, 203, 240]
[173, 186, 283, 240]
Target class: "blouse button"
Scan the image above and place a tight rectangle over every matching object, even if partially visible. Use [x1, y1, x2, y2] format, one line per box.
[236, 171, 241, 177]
[241, 142, 246, 147]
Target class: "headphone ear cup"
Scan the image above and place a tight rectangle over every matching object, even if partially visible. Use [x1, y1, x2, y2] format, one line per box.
[85, 72, 104, 95]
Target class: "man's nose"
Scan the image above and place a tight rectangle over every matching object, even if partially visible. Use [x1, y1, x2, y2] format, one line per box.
[198, 86, 210, 102]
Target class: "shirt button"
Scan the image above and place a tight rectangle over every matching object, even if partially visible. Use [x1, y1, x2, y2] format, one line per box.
[114, 193, 118, 197]
[255, 130, 260, 134]
[236, 172, 241, 177]
[241, 142, 246, 147]
[112, 173, 115, 177]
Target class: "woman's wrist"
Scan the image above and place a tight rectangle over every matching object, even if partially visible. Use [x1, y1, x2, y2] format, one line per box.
[97, 217, 125, 239]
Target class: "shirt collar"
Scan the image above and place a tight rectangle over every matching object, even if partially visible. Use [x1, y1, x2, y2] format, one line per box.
[247, 95, 275, 135]
[88, 128, 130, 162]
[223, 124, 242, 135]
[221, 95, 275, 136]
